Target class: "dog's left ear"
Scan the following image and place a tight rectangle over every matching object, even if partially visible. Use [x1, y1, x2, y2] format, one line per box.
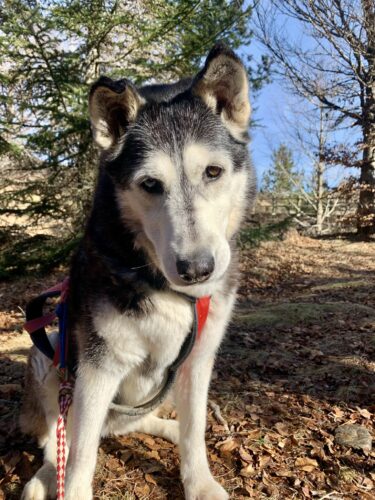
[89, 77, 144, 149]
[192, 43, 251, 142]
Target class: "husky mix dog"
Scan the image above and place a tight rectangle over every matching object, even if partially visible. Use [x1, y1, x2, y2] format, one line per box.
[20, 43, 255, 500]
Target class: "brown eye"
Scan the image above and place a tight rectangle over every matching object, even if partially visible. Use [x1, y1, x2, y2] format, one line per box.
[205, 165, 223, 180]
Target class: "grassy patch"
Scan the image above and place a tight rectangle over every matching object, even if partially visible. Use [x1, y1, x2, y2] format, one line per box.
[310, 280, 372, 292]
[235, 302, 375, 328]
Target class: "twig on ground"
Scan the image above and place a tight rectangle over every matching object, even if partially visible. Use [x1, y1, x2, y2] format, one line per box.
[318, 492, 341, 500]
[208, 399, 230, 433]
[17, 306, 25, 315]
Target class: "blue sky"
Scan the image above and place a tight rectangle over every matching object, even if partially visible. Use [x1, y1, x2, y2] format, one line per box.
[245, 37, 307, 188]
[248, 66, 355, 190]
[250, 65, 286, 187]
[243, 15, 359, 191]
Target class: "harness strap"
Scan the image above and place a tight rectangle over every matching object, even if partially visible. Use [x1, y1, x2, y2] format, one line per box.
[109, 298, 201, 416]
[24, 278, 70, 365]
[24, 312, 57, 337]
[25, 290, 62, 360]
[196, 295, 210, 337]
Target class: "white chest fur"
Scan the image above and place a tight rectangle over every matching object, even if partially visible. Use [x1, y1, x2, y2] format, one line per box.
[92, 291, 194, 406]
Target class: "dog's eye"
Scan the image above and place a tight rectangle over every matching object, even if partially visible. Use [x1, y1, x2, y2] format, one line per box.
[140, 178, 164, 194]
[205, 165, 223, 180]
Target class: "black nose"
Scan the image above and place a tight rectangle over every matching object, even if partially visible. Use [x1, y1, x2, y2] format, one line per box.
[176, 253, 215, 283]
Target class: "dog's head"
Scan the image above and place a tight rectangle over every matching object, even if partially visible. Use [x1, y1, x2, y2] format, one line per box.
[89, 43, 255, 296]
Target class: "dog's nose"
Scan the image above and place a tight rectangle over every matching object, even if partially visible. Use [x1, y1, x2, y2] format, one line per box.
[176, 253, 215, 283]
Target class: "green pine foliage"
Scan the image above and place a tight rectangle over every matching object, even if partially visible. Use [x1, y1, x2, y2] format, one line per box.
[261, 143, 303, 217]
[262, 144, 299, 195]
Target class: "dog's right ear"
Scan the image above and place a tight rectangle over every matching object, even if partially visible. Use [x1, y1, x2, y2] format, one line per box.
[89, 77, 144, 149]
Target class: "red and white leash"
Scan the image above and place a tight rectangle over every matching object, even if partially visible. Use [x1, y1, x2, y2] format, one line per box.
[56, 379, 73, 500]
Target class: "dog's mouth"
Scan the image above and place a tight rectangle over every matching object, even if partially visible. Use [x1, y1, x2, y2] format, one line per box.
[167, 272, 227, 298]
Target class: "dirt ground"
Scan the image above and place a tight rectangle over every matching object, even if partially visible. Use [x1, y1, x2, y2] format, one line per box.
[0, 233, 374, 499]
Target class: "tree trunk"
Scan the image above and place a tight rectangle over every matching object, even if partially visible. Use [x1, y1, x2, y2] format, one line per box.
[316, 105, 325, 235]
[316, 163, 324, 234]
[358, 0, 375, 237]
[358, 121, 375, 236]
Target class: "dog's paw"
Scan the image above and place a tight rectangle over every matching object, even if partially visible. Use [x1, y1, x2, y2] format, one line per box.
[21, 465, 56, 500]
[65, 481, 93, 500]
[161, 418, 180, 444]
[184, 477, 229, 500]
[21, 477, 48, 500]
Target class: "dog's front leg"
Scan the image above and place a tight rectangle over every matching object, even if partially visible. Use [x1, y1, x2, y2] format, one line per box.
[65, 363, 121, 500]
[176, 295, 234, 500]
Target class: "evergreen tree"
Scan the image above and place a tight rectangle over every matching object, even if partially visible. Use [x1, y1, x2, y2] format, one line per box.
[262, 144, 298, 195]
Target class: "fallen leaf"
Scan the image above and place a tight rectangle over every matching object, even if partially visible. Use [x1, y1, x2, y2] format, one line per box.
[144, 473, 157, 485]
[211, 424, 226, 433]
[274, 422, 290, 436]
[142, 464, 164, 474]
[259, 455, 271, 470]
[302, 485, 311, 497]
[238, 446, 253, 463]
[216, 438, 239, 453]
[245, 429, 262, 440]
[295, 457, 318, 472]
[142, 435, 156, 449]
[278, 438, 288, 449]
[240, 464, 256, 477]
[1, 451, 21, 475]
[134, 482, 150, 497]
[332, 407, 345, 419]
[275, 468, 293, 477]
[357, 407, 372, 419]
[209, 452, 220, 463]
[362, 477, 374, 490]
[146, 449, 160, 460]
[119, 450, 133, 464]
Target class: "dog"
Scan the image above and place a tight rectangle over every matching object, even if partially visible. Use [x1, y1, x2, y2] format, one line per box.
[20, 43, 255, 500]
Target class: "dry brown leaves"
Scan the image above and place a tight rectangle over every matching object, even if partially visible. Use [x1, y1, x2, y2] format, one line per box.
[1, 237, 375, 498]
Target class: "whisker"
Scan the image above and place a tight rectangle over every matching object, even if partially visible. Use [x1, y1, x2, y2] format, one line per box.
[130, 263, 153, 270]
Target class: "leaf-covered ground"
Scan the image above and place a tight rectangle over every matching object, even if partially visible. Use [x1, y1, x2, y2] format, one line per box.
[1, 234, 374, 499]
